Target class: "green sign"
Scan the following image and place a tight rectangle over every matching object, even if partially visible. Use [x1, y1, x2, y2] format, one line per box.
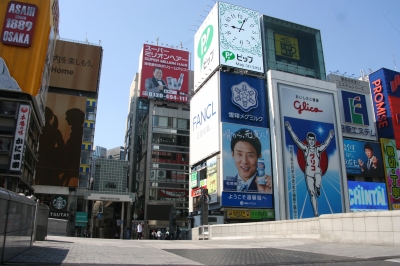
[250, 209, 274, 220]
[75, 212, 88, 223]
[190, 172, 198, 189]
[380, 138, 400, 210]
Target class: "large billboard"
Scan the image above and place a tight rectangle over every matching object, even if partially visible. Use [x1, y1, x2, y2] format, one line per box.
[35, 93, 86, 187]
[221, 122, 273, 208]
[190, 73, 219, 165]
[194, 2, 219, 91]
[49, 40, 102, 92]
[139, 44, 189, 103]
[327, 74, 377, 141]
[368, 68, 400, 139]
[343, 139, 384, 177]
[279, 83, 343, 218]
[348, 181, 388, 212]
[218, 2, 263, 73]
[380, 138, 400, 210]
[207, 155, 218, 203]
[220, 72, 267, 127]
[0, 0, 58, 96]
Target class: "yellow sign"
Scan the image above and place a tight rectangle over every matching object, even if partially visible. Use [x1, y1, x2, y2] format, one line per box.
[226, 209, 250, 219]
[274, 33, 300, 60]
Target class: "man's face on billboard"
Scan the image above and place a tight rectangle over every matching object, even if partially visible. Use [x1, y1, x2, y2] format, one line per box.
[232, 140, 258, 181]
[307, 136, 316, 147]
[365, 148, 373, 159]
[153, 68, 162, 80]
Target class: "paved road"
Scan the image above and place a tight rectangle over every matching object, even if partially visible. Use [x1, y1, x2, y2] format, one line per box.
[6, 236, 400, 266]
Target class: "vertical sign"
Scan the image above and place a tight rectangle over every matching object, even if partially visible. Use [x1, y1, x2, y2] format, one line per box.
[10, 104, 31, 171]
[279, 83, 343, 218]
[380, 138, 400, 210]
[1, 1, 38, 47]
[207, 156, 218, 203]
[218, 2, 263, 73]
[194, 2, 219, 91]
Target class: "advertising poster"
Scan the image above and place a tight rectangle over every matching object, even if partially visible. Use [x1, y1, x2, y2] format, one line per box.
[343, 139, 384, 177]
[279, 83, 343, 219]
[0, 0, 58, 96]
[35, 93, 86, 187]
[207, 156, 218, 203]
[139, 44, 189, 103]
[220, 72, 267, 128]
[221, 122, 273, 208]
[274, 33, 300, 61]
[49, 40, 103, 92]
[194, 2, 219, 91]
[218, 2, 263, 73]
[348, 181, 388, 212]
[328, 74, 377, 141]
[190, 73, 219, 165]
[380, 138, 400, 210]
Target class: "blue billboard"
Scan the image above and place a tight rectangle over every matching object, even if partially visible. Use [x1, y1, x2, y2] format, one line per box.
[348, 181, 389, 212]
[220, 72, 268, 128]
[221, 191, 273, 208]
[343, 139, 384, 177]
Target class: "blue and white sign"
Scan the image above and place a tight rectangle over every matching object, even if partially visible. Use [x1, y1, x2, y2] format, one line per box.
[222, 191, 273, 208]
[190, 73, 220, 165]
[348, 181, 389, 212]
[343, 139, 384, 177]
[220, 72, 267, 127]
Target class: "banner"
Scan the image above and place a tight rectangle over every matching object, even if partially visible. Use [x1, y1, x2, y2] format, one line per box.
[348, 181, 388, 212]
[380, 138, 400, 210]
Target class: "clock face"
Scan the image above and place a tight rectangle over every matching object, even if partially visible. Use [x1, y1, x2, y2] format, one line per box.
[219, 6, 261, 55]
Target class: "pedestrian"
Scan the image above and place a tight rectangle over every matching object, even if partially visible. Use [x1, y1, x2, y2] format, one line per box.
[157, 229, 162, 240]
[151, 229, 157, 240]
[137, 222, 143, 240]
[176, 226, 181, 240]
[165, 228, 170, 240]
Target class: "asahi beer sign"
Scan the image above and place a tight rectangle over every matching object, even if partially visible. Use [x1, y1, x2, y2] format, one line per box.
[1, 1, 38, 47]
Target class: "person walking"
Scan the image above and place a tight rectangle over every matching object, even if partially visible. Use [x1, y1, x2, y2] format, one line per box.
[176, 226, 182, 240]
[137, 222, 143, 240]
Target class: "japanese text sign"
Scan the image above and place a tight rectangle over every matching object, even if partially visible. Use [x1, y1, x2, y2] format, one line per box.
[380, 138, 400, 210]
[10, 104, 31, 171]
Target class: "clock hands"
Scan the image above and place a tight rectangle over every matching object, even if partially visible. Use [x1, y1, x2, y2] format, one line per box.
[238, 17, 248, 32]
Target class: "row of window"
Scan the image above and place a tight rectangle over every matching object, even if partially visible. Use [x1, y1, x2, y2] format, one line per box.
[153, 116, 189, 130]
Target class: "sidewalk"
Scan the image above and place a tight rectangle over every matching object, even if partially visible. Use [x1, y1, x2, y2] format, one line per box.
[8, 235, 400, 265]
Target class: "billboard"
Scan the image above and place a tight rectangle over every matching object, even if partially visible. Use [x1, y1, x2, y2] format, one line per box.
[35, 93, 86, 187]
[278, 83, 343, 218]
[221, 122, 273, 208]
[343, 139, 384, 177]
[369, 68, 398, 138]
[194, 2, 219, 91]
[49, 40, 103, 92]
[380, 138, 400, 210]
[348, 181, 388, 212]
[139, 44, 189, 103]
[218, 2, 263, 73]
[190, 73, 219, 165]
[327, 74, 377, 141]
[389, 96, 400, 149]
[274, 33, 300, 61]
[10, 104, 31, 172]
[207, 156, 218, 203]
[220, 72, 267, 127]
[0, 0, 59, 96]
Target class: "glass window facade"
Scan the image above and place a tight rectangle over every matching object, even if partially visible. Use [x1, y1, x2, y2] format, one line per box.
[262, 15, 326, 80]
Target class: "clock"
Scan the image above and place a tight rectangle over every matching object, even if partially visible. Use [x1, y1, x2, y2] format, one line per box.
[219, 3, 262, 56]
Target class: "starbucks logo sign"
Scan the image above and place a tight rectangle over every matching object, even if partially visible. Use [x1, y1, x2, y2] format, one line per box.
[52, 196, 67, 210]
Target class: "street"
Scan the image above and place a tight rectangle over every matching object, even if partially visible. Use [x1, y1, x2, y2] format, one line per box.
[6, 235, 400, 265]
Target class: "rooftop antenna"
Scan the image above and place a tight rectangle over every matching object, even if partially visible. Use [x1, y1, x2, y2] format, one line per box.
[156, 37, 159, 46]
[180, 42, 183, 49]
[85, 32, 88, 43]
[394, 54, 398, 71]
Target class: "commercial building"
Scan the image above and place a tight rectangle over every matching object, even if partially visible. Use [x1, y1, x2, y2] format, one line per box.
[0, 0, 59, 195]
[33, 38, 103, 236]
[125, 44, 192, 237]
[107, 146, 124, 160]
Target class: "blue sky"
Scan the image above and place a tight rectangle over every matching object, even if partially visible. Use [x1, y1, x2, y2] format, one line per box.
[59, 0, 400, 150]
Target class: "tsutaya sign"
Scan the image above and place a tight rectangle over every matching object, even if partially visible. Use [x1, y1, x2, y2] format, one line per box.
[85, 193, 135, 202]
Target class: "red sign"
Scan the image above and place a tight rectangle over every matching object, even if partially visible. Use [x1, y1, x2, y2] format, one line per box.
[140, 44, 189, 103]
[1, 1, 38, 47]
[191, 187, 202, 197]
[371, 79, 389, 128]
[158, 189, 188, 199]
